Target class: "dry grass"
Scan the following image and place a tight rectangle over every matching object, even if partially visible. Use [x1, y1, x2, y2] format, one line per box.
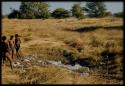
[2, 65, 122, 84]
[2, 17, 123, 84]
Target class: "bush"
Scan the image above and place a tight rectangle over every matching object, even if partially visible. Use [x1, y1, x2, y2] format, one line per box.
[70, 51, 80, 61]
[8, 2, 51, 19]
[52, 8, 71, 19]
[71, 3, 84, 19]
[104, 11, 113, 17]
[8, 9, 20, 19]
[85, 2, 107, 17]
[114, 12, 123, 18]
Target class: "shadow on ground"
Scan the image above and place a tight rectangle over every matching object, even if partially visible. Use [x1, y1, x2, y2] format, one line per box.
[64, 26, 123, 33]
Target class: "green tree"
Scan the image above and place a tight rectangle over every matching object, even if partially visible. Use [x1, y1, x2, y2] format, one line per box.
[19, 2, 50, 19]
[8, 9, 20, 19]
[104, 11, 112, 17]
[85, 2, 107, 17]
[114, 12, 123, 17]
[71, 3, 84, 19]
[52, 8, 70, 19]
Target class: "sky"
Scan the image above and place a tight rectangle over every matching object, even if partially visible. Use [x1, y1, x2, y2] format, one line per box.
[2, 1, 123, 15]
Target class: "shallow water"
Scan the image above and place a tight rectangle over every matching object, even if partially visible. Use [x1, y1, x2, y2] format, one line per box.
[47, 60, 90, 72]
[13, 55, 90, 74]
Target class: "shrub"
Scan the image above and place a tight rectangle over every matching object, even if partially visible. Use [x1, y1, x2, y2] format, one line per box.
[52, 8, 71, 19]
[85, 2, 107, 17]
[71, 3, 84, 19]
[114, 12, 123, 18]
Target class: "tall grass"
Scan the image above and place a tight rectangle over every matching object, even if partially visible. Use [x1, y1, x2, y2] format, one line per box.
[2, 18, 123, 84]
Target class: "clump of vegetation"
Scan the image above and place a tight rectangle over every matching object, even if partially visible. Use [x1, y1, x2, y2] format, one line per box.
[52, 8, 71, 19]
[8, 2, 51, 19]
[70, 51, 81, 61]
[114, 12, 123, 18]
[64, 38, 84, 52]
[84, 2, 107, 17]
[90, 36, 103, 47]
[8, 9, 20, 19]
[71, 3, 84, 19]
[7, 2, 122, 19]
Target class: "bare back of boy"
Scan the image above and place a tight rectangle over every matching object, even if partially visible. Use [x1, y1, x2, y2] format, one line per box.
[2, 40, 13, 70]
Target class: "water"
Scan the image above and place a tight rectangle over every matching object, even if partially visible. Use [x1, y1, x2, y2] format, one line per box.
[13, 55, 90, 74]
[47, 60, 90, 71]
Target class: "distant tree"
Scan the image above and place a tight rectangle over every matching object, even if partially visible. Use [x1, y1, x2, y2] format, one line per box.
[2, 15, 8, 19]
[19, 2, 50, 19]
[52, 8, 71, 19]
[113, 12, 123, 17]
[71, 3, 84, 19]
[104, 11, 113, 17]
[85, 2, 107, 17]
[8, 9, 20, 19]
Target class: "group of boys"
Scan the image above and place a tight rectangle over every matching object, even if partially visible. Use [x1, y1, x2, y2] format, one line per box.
[1, 34, 21, 70]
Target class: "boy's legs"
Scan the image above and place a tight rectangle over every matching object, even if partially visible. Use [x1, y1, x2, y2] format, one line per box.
[11, 49, 14, 60]
[2, 53, 6, 65]
[16, 47, 21, 60]
[5, 52, 13, 71]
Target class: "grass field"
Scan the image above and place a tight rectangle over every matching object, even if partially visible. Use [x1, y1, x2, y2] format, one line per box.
[2, 17, 123, 84]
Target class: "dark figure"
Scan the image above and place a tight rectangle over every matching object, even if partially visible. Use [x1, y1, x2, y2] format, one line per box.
[1, 36, 13, 70]
[8, 35, 15, 60]
[15, 34, 21, 59]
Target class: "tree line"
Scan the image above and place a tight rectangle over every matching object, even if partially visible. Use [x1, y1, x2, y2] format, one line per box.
[3, 2, 123, 19]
